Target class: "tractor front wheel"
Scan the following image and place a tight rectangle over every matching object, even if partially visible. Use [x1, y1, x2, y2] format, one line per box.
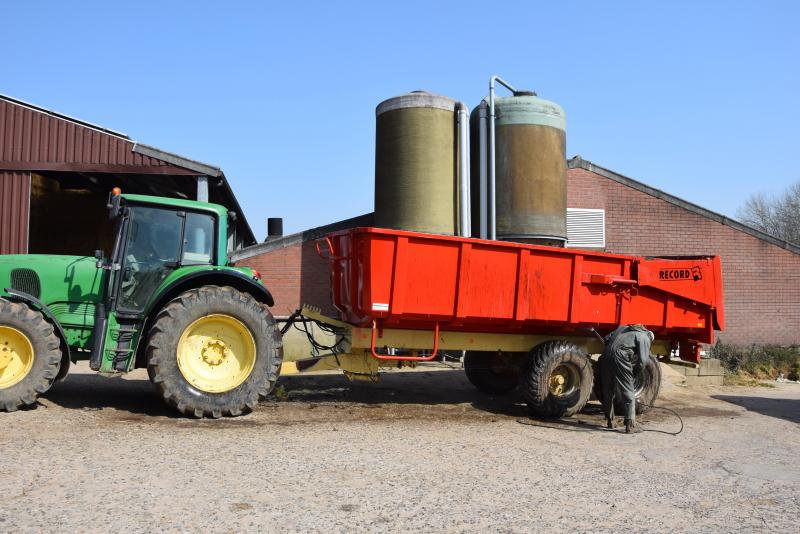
[146, 286, 282, 418]
[0, 299, 62, 411]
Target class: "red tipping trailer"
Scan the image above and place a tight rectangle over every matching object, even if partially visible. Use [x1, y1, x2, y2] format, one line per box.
[321, 227, 724, 364]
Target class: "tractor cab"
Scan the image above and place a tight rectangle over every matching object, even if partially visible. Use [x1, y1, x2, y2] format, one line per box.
[103, 189, 219, 315]
[89, 189, 234, 373]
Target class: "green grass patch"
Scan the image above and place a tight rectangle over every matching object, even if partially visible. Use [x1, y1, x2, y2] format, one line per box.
[722, 374, 776, 388]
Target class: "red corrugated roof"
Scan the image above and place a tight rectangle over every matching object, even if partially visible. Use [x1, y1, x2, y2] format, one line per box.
[0, 98, 182, 172]
[0, 171, 29, 254]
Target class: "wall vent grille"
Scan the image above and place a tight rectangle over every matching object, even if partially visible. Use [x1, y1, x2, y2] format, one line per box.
[566, 208, 605, 249]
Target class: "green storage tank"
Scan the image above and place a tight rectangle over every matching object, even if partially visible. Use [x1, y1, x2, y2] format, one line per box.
[375, 91, 458, 235]
[471, 92, 567, 246]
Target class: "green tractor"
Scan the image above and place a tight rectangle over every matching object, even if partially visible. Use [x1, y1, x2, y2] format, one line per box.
[0, 190, 282, 417]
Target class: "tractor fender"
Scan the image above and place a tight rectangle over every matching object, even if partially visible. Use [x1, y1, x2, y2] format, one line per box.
[146, 269, 274, 317]
[132, 269, 275, 369]
[2, 288, 72, 382]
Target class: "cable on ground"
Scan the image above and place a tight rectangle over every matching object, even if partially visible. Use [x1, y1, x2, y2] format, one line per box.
[516, 403, 684, 435]
[637, 403, 684, 435]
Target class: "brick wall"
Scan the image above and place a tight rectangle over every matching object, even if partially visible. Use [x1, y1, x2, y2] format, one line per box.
[236, 241, 336, 318]
[568, 167, 800, 345]
[236, 166, 800, 345]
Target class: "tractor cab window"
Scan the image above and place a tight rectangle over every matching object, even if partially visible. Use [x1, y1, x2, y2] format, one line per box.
[118, 207, 182, 312]
[182, 212, 214, 265]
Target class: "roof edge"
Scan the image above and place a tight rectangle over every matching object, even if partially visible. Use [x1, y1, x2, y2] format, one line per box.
[130, 143, 256, 244]
[568, 156, 800, 256]
[0, 92, 129, 139]
[132, 143, 222, 177]
[231, 212, 375, 262]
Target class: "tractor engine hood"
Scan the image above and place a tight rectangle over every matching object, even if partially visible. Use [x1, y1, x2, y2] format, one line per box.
[0, 255, 105, 308]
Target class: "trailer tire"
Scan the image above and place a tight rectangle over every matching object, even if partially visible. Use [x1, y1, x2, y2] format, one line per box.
[522, 341, 593, 418]
[0, 299, 62, 412]
[146, 286, 282, 418]
[464, 351, 520, 395]
[594, 354, 662, 415]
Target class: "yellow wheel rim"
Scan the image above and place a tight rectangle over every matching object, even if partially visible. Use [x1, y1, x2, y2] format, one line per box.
[0, 326, 35, 389]
[548, 364, 577, 397]
[176, 314, 256, 393]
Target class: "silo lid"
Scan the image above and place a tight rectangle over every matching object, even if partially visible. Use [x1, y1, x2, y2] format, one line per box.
[376, 91, 457, 115]
[487, 94, 566, 130]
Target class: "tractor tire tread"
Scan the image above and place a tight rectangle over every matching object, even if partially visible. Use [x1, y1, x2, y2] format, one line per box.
[0, 298, 62, 411]
[521, 340, 593, 418]
[146, 285, 282, 418]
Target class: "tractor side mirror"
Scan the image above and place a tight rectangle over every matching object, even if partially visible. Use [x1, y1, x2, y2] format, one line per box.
[95, 250, 105, 269]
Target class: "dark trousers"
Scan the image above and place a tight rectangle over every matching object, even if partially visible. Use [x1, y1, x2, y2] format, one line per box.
[600, 351, 637, 422]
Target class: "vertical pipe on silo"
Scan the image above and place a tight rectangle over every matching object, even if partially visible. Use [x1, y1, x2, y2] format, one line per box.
[456, 102, 470, 238]
[488, 75, 517, 240]
[478, 102, 488, 239]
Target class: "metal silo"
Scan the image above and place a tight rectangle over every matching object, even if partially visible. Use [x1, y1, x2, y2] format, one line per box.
[471, 77, 567, 246]
[375, 91, 470, 236]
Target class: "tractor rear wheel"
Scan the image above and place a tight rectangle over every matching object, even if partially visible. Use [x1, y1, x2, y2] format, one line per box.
[146, 286, 282, 418]
[0, 299, 62, 411]
[521, 341, 593, 418]
[464, 351, 521, 395]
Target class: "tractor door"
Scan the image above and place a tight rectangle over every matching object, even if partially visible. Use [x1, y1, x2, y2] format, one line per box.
[93, 205, 185, 372]
[116, 206, 184, 313]
[92, 198, 219, 372]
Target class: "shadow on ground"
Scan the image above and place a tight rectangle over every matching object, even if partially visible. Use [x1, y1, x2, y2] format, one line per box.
[712, 395, 800, 424]
[40, 369, 529, 420]
[37, 368, 673, 432]
[42, 373, 178, 418]
[278, 371, 527, 413]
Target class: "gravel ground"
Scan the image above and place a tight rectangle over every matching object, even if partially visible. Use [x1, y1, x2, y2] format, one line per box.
[1, 362, 798, 533]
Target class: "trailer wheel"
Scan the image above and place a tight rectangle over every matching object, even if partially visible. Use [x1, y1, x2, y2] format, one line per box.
[0, 299, 62, 412]
[594, 354, 662, 415]
[146, 286, 282, 418]
[522, 341, 593, 418]
[464, 351, 520, 395]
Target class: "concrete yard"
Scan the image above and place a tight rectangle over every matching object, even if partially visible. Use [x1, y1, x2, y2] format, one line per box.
[1, 362, 798, 533]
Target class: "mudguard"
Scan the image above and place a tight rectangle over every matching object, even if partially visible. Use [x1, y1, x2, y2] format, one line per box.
[145, 268, 274, 318]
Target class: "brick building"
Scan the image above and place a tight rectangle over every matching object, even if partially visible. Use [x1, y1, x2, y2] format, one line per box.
[232, 156, 800, 346]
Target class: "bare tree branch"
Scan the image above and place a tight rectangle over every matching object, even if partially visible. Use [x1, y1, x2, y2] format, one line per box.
[737, 181, 800, 245]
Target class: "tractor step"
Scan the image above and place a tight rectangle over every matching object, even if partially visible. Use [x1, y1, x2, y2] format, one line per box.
[112, 348, 134, 372]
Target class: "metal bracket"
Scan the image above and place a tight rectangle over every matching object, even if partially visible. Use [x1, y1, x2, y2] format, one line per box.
[314, 237, 346, 261]
[370, 320, 439, 361]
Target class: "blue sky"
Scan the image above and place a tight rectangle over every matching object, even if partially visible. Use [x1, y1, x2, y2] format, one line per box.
[2, 1, 798, 236]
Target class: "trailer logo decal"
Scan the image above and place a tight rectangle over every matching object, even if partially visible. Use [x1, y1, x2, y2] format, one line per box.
[659, 267, 702, 281]
[372, 302, 389, 312]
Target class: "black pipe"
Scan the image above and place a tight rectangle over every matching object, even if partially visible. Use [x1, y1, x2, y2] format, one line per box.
[267, 217, 283, 240]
